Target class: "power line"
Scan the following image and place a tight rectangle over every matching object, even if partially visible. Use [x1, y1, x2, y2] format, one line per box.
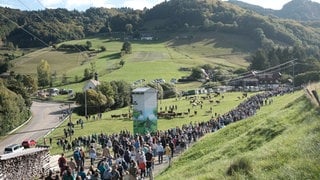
[16, 0, 88, 60]
[0, 13, 51, 47]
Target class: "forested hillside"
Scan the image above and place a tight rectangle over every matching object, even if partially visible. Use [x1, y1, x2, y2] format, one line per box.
[1, 0, 320, 49]
[0, 74, 36, 135]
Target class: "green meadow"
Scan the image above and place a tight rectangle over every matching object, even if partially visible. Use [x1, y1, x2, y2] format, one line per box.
[11, 33, 250, 93]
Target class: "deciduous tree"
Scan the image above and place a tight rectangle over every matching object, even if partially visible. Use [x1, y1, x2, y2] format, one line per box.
[37, 59, 51, 87]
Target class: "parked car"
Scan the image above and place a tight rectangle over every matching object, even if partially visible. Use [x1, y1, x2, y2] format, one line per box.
[22, 139, 37, 148]
[4, 144, 24, 154]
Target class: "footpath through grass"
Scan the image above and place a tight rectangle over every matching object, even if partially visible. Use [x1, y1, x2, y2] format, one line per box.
[157, 90, 320, 179]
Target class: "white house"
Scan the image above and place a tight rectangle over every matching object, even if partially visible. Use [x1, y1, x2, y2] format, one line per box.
[83, 79, 100, 91]
[141, 36, 153, 41]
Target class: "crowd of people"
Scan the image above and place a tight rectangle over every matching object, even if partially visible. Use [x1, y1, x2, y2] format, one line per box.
[46, 87, 294, 180]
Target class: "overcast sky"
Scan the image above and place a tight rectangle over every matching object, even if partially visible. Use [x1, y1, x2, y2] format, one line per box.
[1, 0, 320, 11]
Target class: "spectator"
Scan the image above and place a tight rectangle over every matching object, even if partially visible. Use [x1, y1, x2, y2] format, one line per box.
[67, 158, 76, 175]
[62, 166, 74, 180]
[73, 147, 82, 171]
[110, 164, 120, 180]
[145, 147, 154, 175]
[138, 155, 146, 179]
[80, 148, 85, 167]
[128, 160, 138, 179]
[89, 146, 97, 165]
[58, 153, 67, 176]
[77, 166, 86, 180]
[156, 142, 164, 164]
[165, 144, 172, 166]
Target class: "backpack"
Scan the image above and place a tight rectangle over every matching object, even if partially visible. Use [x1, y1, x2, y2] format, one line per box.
[73, 150, 81, 161]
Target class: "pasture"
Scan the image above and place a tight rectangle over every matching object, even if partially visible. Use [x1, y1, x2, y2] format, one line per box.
[10, 32, 249, 93]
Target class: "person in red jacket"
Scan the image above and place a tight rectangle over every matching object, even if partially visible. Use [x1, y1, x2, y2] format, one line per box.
[58, 153, 67, 176]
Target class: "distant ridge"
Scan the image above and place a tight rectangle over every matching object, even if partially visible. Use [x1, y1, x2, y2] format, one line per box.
[228, 0, 320, 21]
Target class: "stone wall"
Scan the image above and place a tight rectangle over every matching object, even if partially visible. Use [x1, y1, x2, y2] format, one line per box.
[0, 148, 50, 179]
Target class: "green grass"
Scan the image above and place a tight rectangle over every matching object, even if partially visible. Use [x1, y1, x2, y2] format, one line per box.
[157, 90, 320, 179]
[10, 32, 250, 94]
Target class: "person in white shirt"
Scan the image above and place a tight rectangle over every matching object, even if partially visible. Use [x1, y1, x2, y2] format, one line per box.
[89, 145, 97, 165]
[156, 142, 164, 164]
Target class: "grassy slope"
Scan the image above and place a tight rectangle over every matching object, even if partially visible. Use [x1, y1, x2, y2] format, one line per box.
[157, 90, 320, 179]
[10, 32, 250, 92]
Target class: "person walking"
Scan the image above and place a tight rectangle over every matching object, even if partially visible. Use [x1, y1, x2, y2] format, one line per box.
[89, 145, 97, 166]
[145, 147, 154, 179]
[58, 153, 67, 176]
[67, 158, 77, 176]
[73, 148, 82, 171]
[156, 142, 164, 164]
[165, 144, 172, 166]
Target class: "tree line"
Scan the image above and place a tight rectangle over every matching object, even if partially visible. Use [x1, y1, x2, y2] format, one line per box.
[1, 0, 320, 49]
[75, 80, 177, 116]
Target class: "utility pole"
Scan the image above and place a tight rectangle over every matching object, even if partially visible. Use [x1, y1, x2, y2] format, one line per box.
[84, 90, 87, 118]
[291, 59, 297, 88]
[69, 103, 72, 142]
[292, 61, 295, 88]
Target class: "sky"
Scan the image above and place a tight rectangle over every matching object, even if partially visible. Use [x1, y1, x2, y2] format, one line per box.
[1, 0, 320, 11]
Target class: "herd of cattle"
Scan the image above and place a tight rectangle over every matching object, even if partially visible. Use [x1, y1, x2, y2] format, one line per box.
[109, 91, 249, 120]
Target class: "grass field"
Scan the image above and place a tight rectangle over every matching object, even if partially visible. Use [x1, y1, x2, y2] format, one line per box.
[10, 32, 250, 93]
[156, 90, 320, 179]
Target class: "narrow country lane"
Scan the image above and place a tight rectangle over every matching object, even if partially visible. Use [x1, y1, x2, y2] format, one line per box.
[0, 101, 73, 155]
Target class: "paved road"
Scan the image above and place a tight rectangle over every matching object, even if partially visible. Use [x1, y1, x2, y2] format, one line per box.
[0, 101, 73, 155]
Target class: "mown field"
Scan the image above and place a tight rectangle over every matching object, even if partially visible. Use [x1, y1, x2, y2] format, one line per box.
[157, 90, 320, 179]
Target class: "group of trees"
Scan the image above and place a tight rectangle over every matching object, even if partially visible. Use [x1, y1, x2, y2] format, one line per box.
[249, 45, 320, 86]
[250, 45, 320, 71]
[74, 79, 179, 115]
[75, 80, 131, 115]
[0, 73, 37, 135]
[0, 6, 143, 48]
